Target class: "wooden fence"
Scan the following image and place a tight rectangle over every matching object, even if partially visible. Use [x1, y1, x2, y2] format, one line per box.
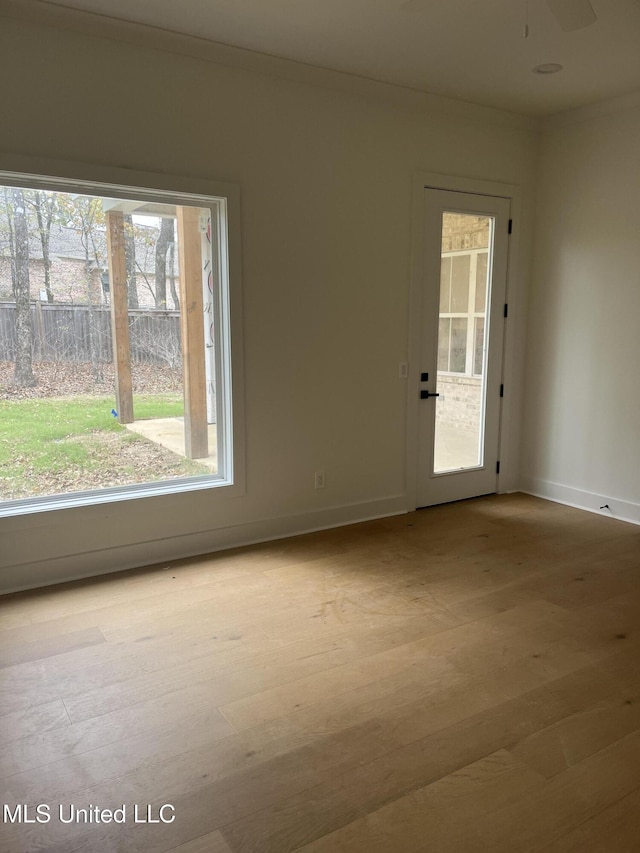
[0, 302, 181, 366]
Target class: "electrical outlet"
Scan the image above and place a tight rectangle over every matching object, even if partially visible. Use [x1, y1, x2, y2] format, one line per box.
[399, 362, 408, 379]
[314, 470, 325, 490]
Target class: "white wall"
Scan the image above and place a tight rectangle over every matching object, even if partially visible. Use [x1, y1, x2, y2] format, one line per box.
[0, 7, 537, 591]
[522, 98, 640, 524]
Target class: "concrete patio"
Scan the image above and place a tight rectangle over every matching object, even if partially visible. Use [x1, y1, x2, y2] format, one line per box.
[434, 424, 481, 472]
[126, 417, 218, 472]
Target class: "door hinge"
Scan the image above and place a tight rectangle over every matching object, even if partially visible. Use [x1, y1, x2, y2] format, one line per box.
[500, 384, 504, 398]
[504, 303, 509, 318]
[508, 219, 513, 234]
[496, 461, 501, 474]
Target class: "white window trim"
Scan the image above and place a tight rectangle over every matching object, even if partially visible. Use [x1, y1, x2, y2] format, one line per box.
[0, 160, 245, 518]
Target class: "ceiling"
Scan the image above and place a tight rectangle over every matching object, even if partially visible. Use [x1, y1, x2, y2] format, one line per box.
[40, 0, 640, 117]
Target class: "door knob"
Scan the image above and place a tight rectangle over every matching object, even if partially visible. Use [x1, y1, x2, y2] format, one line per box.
[420, 390, 440, 399]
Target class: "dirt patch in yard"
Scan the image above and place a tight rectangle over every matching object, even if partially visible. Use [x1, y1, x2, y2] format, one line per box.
[1, 430, 206, 502]
[0, 361, 181, 400]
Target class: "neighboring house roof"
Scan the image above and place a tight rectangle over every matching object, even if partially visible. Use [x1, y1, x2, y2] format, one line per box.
[0, 212, 177, 276]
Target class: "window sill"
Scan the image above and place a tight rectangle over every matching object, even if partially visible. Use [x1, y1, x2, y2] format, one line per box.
[0, 474, 242, 519]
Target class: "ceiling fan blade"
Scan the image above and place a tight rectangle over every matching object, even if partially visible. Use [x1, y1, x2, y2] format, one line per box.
[546, 0, 597, 31]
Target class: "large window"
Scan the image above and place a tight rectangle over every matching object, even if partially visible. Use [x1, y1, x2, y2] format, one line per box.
[0, 174, 239, 514]
[437, 248, 489, 377]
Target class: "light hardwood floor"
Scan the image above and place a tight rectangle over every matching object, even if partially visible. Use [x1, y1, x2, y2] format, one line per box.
[1, 493, 640, 852]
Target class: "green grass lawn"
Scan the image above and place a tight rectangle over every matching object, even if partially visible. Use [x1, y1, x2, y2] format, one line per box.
[0, 394, 206, 501]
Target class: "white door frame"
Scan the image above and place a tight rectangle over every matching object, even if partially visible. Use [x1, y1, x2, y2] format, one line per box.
[406, 172, 522, 511]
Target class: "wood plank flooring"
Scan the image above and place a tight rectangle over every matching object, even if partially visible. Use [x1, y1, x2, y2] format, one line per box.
[1, 493, 640, 852]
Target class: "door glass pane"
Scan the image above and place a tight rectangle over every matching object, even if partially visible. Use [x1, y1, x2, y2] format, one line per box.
[450, 318, 467, 372]
[437, 318, 450, 371]
[434, 212, 493, 473]
[475, 252, 488, 312]
[440, 256, 451, 311]
[474, 317, 485, 375]
[451, 255, 470, 312]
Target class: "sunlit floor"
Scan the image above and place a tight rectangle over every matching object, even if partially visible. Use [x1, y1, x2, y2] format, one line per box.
[3, 496, 640, 852]
[126, 417, 218, 472]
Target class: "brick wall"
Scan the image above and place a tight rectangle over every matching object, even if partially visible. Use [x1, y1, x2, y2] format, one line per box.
[436, 374, 483, 433]
[441, 214, 490, 253]
[0, 256, 164, 309]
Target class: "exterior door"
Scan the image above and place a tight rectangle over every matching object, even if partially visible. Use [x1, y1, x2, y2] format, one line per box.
[416, 188, 510, 507]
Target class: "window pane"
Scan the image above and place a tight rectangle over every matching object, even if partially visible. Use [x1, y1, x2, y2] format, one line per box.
[451, 255, 470, 312]
[474, 316, 485, 375]
[438, 318, 450, 371]
[450, 318, 467, 373]
[475, 252, 488, 313]
[0, 183, 229, 508]
[439, 256, 451, 312]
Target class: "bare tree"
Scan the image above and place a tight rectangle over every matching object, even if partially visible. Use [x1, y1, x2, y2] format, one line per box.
[10, 187, 36, 387]
[131, 314, 182, 368]
[27, 190, 56, 303]
[154, 216, 174, 309]
[123, 214, 139, 309]
[63, 195, 108, 381]
[2, 186, 17, 297]
[129, 219, 160, 304]
[168, 228, 179, 310]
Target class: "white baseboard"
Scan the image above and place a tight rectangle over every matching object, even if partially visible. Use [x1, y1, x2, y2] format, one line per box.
[0, 495, 408, 594]
[520, 476, 640, 527]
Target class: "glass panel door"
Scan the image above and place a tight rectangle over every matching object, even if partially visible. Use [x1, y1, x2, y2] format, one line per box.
[416, 188, 510, 508]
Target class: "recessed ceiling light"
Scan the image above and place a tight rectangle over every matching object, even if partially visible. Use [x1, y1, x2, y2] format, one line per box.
[533, 63, 564, 74]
